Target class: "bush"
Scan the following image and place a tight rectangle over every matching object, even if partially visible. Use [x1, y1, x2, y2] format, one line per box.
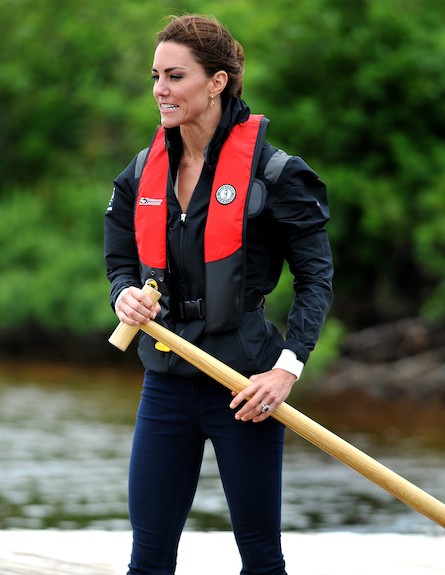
[2, 0, 445, 368]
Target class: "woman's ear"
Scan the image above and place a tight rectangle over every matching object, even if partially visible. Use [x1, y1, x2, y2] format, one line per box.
[210, 70, 229, 97]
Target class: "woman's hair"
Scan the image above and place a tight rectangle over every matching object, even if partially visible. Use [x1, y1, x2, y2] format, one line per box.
[156, 14, 244, 98]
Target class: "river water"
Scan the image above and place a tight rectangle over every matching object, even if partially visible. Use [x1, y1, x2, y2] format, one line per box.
[1, 364, 444, 535]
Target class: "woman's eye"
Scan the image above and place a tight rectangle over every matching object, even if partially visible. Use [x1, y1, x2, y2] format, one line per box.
[151, 74, 182, 82]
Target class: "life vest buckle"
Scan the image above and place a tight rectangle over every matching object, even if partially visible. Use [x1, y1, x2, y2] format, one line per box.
[180, 299, 206, 320]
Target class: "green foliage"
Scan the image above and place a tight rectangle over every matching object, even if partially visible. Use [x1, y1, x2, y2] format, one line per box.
[413, 157, 445, 321]
[240, 0, 445, 326]
[1, 0, 445, 372]
[0, 0, 177, 188]
[0, 182, 113, 332]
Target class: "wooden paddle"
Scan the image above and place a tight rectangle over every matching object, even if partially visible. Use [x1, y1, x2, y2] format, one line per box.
[109, 283, 445, 529]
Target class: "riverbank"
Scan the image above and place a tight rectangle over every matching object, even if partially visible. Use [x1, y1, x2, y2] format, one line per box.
[1, 530, 444, 574]
[2, 317, 445, 404]
[296, 317, 445, 435]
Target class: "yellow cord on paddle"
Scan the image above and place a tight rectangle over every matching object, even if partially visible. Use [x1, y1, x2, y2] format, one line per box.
[146, 280, 171, 352]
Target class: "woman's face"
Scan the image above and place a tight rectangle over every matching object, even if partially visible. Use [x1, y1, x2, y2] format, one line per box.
[152, 41, 215, 129]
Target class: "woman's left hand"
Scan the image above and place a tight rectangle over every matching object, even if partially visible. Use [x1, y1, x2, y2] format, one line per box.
[229, 368, 297, 423]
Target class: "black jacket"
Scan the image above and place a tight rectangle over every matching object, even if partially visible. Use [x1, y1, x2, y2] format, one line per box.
[104, 97, 333, 376]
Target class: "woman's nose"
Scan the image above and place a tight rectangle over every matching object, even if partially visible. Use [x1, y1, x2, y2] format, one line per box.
[153, 79, 169, 97]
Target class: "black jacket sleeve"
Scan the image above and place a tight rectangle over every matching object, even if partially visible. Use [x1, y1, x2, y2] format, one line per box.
[266, 153, 334, 364]
[104, 155, 141, 309]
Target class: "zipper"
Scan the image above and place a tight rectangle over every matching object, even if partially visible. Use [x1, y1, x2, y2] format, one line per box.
[178, 211, 189, 292]
[167, 212, 190, 371]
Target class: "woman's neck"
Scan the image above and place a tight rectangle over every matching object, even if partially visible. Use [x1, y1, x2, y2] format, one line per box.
[179, 111, 222, 162]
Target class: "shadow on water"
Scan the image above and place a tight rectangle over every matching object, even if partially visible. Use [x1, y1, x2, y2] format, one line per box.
[1, 362, 444, 534]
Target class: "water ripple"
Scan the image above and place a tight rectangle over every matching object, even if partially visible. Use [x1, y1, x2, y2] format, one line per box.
[1, 375, 444, 534]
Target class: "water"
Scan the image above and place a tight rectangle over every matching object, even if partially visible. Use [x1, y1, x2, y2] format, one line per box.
[1, 364, 444, 534]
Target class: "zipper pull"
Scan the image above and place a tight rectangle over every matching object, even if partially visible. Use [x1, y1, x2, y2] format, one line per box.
[180, 213, 187, 225]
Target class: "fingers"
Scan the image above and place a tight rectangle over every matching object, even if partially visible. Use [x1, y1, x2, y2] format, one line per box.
[116, 286, 161, 325]
[229, 377, 274, 423]
[231, 393, 273, 423]
[229, 369, 296, 423]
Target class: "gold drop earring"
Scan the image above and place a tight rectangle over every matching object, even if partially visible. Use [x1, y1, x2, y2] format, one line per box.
[210, 95, 215, 109]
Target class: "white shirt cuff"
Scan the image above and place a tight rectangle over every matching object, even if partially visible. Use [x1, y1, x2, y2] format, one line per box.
[115, 287, 130, 310]
[272, 348, 304, 380]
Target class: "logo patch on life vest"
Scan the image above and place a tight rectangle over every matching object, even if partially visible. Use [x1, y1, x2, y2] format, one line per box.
[216, 184, 236, 205]
[139, 197, 163, 206]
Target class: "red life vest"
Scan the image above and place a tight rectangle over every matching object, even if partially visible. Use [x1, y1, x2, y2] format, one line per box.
[134, 114, 268, 332]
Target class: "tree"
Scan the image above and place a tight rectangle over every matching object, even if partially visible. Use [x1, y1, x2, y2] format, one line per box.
[1, 0, 445, 342]
[241, 0, 445, 326]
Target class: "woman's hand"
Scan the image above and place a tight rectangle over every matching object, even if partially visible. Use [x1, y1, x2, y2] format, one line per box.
[229, 368, 297, 423]
[115, 286, 161, 325]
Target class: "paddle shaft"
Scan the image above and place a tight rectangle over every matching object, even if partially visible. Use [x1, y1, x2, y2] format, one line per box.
[108, 283, 445, 528]
[138, 319, 445, 529]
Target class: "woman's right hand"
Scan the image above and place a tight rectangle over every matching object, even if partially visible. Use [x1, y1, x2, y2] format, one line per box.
[115, 286, 161, 326]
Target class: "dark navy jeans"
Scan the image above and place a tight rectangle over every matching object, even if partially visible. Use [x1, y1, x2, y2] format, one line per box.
[127, 370, 287, 575]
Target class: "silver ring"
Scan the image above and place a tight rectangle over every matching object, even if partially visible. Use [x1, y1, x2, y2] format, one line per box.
[260, 401, 270, 413]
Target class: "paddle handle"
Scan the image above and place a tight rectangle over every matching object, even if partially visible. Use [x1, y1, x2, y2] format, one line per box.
[108, 284, 161, 351]
[140, 319, 445, 529]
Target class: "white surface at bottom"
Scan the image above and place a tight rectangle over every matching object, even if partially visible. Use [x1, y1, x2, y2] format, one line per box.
[0, 530, 444, 574]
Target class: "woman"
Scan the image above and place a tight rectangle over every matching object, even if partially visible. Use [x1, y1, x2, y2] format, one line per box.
[105, 14, 333, 575]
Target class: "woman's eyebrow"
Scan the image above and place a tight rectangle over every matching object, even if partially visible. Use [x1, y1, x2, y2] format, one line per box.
[151, 66, 187, 73]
